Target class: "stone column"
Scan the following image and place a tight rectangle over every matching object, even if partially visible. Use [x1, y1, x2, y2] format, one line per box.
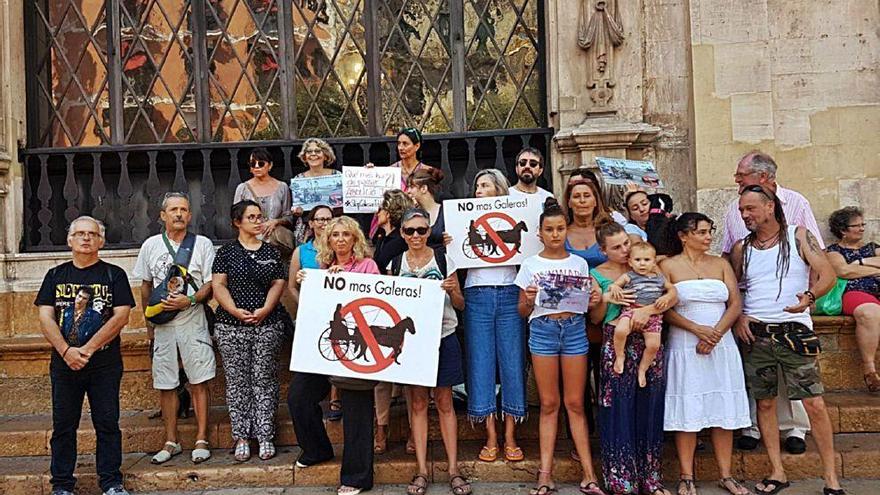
[545, 0, 696, 210]
[0, 0, 27, 256]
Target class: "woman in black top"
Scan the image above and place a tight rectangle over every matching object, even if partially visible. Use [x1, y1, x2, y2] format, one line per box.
[212, 200, 288, 462]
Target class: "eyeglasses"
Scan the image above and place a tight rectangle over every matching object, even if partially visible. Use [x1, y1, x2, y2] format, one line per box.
[517, 159, 541, 169]
[734, 170, 758, 180]
[402, 226, 429, 236]
[249, 160, 269, 169]
[244, 214, 264, 223]
[312, 217, 333, 224]
[847, 223, 866, 228]
[70, 231, 101, 239]
[304, 148, 323, 155]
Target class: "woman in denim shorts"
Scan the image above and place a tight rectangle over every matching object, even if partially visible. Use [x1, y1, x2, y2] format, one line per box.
[514, 198, 605, 495]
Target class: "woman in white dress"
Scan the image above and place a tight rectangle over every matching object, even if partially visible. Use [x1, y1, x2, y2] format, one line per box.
[659, 213, 751, 495]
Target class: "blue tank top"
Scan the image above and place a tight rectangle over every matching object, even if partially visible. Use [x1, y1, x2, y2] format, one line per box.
[565, 238, 608, 268]
[300, 240, 319, 269]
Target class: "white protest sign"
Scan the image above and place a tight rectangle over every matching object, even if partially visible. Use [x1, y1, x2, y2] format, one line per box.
[290, 269, 444, 387]
[342, 166, 402, 213]
[443, 195, 543, 269]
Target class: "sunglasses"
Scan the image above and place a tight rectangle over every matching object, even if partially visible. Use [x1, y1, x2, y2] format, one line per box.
[741, 184, 773, 199]
[517, 158, 541, 169]
[249, 160, 269, 169]
[402, 226, 429, 236]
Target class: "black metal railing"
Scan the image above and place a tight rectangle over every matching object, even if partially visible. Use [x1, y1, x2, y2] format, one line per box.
[20, 128, 554, 251]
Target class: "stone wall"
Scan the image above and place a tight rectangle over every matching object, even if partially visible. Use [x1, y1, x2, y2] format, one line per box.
[689, 0, 880, 247]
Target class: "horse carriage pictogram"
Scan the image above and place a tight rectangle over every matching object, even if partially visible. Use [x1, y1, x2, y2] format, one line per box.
[318, 303, 416, 364]
[462, 217, 528, 260]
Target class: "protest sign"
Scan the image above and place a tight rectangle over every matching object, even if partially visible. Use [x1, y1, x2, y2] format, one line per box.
[595, 157, 664, 189]
[443, 195, 542, 269]
[536, 273, 591, 313]
[290, 174, 343, 211]
[290, 269, 445, 387]
[342, 166, 402, 213]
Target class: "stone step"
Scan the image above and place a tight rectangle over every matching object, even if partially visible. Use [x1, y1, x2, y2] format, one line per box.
[2, 434, 879, 494]
[2, 391, 879, 459]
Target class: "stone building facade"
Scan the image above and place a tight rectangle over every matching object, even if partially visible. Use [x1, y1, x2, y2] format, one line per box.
[0, 0, 878, 338]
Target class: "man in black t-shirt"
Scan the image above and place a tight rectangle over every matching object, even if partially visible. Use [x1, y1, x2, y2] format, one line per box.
[35, 216, 135, 495]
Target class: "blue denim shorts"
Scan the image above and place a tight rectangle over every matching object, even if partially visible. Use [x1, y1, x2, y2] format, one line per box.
[528, 314, 588, 357]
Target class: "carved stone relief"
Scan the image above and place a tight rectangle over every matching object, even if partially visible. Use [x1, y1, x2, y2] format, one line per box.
[577, 0, 625, 112]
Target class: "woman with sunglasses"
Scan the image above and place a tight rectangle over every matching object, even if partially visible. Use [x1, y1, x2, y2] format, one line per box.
[406, 167, 446, 251]
[389, 209, 470, 495]
[292, 138, 342, 245]
[212, 200, 289, 462]
[461, 169, 528, 464]
[233, 148, 295, 256]
[291, 216, 379, 495]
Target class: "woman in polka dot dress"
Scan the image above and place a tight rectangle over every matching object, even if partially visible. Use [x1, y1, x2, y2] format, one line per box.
[212, 200, 289, 462]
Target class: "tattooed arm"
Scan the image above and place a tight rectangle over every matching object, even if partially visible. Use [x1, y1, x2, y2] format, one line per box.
[795, 226, 835, 299]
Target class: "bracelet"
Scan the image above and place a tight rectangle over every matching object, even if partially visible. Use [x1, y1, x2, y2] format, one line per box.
[804, 290, 816, 303]
[62, 346, 71, 358]
[188, 295, 197, 306]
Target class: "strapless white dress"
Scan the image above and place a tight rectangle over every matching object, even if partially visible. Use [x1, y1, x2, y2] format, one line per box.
[664, 279, 751, 432]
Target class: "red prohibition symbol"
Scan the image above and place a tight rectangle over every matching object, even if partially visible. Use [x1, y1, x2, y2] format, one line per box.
[471, 212, 519, 263]
[333, 297, 401, 373]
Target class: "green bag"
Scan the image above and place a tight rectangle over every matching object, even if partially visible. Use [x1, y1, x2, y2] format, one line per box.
[813, 278, 847, 316]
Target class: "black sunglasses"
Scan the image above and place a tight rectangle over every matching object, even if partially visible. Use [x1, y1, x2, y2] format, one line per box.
[518, 158, 541, 169]
[402, 226, 429, 236]
[249, 160, 269, 169]
[741, 184, 773, 199]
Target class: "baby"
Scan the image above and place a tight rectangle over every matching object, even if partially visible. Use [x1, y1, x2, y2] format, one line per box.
[609, 242, 677, 387]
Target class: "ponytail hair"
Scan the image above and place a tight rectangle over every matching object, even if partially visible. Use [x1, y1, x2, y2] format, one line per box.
[539, 197, 565, 227]
[645, 193, 677, 256]
[407, 166, 444, 199]
[596, 222, 626, 247]
[668, 212, 714, 255]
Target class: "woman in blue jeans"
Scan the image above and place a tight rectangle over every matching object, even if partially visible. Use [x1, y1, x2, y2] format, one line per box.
[515, 198, 605, 495]
[461, 169, 528, 463]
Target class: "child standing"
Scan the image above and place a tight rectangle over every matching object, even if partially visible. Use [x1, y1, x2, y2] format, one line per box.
[609, 242, 677, 387]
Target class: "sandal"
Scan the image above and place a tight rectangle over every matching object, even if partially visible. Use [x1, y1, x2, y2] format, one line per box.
[719, 477, 752, 495]
[407, 474, 428, 495]
[504, 445, 524, 462]
[823, 487, 846, 495]
[191, 440, 211, 464]
[151, 441, 182, 464]
[755, 479, 789, 495]
[337, 485, 363, 495]
[865, 372, 880, 393]
[530, 486, 558, 495]
[579, 480, 606, 495]
[478, 445, 498, 462]
[450, 475, 472, 495]
[258, 440, 275, 460]
[234, 439, 251, 462]
[374, 425, 387, 455]
[677, 477, 697, 495]
[325, 399, 343, 421]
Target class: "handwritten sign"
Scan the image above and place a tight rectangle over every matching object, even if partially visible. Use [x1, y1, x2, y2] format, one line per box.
[342, 166, 402, 213]
[443, 195, 543, 269]
[290, 174, 343, 211]
[290, 270, 445, 387]
[595, 157, 664, 189]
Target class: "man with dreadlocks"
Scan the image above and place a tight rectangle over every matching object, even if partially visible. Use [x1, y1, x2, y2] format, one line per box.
[730, 185, 844, 495]
[722, 150, 824, 456]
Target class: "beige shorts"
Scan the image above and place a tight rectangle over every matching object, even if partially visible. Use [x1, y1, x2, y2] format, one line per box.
[152, 307, 216, 390]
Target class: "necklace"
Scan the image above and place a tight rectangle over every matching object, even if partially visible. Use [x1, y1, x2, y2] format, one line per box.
[407, 249, 433, 270]
[682, 254, 705, 280]
[754, 231, 780, 249]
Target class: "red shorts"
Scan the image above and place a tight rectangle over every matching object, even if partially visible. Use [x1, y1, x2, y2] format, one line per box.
[842, 290, 880, 315]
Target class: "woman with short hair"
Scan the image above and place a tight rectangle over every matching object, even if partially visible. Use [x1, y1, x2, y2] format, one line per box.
[233, 148, 295, 257]
[291, 138, 342, 245]
[212, 200, 289, 462]
[826, 206, 880, 392]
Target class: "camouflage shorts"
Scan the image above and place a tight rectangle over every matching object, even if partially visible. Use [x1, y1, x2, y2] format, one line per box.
[742, 335, 824, 400]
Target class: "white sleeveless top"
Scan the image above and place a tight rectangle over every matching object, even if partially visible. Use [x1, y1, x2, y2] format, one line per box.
[742, 226, 812, 329]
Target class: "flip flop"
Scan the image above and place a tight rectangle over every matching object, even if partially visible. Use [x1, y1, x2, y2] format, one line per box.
[755, 479, 790, 495]
[579, 480, 606, 495]
[529, 485, 558, 495]
[478, 445, 498, 462]
[823, 488, 846, 495]
[504, 445, 524, 462]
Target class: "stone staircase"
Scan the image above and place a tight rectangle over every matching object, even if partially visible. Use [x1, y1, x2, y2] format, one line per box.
[1, 309, 878, 494]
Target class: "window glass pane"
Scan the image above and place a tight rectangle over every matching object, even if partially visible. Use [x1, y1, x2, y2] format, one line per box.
[206, 0, 284, 141]
[32, 0, 111, 147]
[463, 0, 542, 129]
[119, 0, 198, 143]
[377, 0, 453, 135]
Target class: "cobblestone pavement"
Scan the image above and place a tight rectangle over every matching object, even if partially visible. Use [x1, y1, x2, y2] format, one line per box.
[139, 479, 878, 495]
